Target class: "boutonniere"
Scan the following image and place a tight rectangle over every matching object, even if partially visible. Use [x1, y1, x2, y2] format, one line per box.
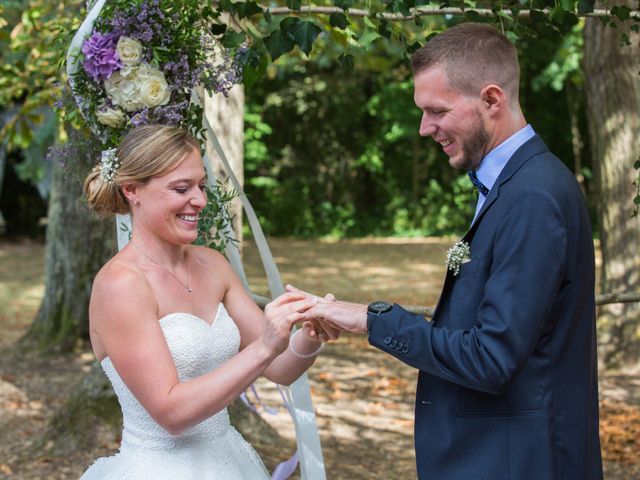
[445, 241, 471, 276]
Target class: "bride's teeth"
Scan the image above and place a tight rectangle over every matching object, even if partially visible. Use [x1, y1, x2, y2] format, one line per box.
[179, 214, 198, 221]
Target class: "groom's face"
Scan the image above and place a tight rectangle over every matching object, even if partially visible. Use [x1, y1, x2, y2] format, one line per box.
[414, 65, 490, 171]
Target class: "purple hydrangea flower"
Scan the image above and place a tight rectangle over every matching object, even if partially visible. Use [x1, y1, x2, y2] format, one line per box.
[82, 32, 122, 81]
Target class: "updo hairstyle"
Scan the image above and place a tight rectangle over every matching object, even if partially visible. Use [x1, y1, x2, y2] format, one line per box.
[83, 125, 200, 216]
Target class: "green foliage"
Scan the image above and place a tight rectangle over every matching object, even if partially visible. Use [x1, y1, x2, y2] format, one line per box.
[194, 183, 239, 253]
[2, 0, 635, 237]
[241, 11, 595, 238]
[243, 55, 479, 237]
[0, 0, 78, 151]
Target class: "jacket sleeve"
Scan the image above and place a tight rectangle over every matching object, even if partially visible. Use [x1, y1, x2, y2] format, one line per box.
[368, 190, 567, 394]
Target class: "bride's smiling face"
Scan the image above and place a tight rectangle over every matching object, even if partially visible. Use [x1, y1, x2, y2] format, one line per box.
[133, 148, 207, 245]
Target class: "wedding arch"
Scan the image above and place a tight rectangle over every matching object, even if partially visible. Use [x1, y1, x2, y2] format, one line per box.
[55, 0, 640, 478]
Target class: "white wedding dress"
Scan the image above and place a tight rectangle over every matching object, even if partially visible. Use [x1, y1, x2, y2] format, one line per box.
[80, 304, 270, 479]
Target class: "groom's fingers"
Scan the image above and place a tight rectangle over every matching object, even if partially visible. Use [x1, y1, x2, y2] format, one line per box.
[310, 319, 340, 341]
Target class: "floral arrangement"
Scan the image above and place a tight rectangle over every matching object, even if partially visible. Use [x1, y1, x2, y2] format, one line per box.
[445, 241, 471, 276]
[69, 0, 247, 147]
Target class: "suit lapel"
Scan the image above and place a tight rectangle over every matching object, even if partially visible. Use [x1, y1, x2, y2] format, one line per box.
[431, 135, 550, 323]
[465, 135, 549, 237]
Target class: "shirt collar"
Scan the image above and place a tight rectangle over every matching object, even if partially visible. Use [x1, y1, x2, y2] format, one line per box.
[474, 124, 535, 191]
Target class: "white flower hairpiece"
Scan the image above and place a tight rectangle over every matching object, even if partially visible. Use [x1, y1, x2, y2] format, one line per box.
[445, 241, 471, 276]
[99, 147, 120, 184]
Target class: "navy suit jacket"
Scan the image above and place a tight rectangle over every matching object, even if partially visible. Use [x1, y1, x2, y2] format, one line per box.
[368, 136, 603, 479]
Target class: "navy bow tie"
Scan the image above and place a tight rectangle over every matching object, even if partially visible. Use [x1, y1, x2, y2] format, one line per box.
[468, 170, 489, 197]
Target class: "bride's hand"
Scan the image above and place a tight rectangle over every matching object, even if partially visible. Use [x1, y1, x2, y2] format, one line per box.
[261, 292, 317, 356]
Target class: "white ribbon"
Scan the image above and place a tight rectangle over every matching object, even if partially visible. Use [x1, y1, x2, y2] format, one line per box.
[203, 116, 327, 480]
[67, 2, 326, 478]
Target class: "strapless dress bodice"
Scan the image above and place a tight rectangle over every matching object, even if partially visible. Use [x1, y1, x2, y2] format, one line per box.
[80, 304, 269, 479]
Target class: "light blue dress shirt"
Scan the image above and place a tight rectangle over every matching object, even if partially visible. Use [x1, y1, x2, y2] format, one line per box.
[472, 124, 536, 223]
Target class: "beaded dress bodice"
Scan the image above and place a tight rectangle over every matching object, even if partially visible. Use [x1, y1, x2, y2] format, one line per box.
[81, 304, 269, 479]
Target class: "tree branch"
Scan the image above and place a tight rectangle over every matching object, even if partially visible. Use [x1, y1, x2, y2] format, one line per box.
[252, 293, 640, 321]
[265, 6, 640, 21]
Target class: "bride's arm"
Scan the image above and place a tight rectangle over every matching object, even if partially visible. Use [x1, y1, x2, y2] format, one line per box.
[219, 258, 331, 386]
[90, 261, 311, 436]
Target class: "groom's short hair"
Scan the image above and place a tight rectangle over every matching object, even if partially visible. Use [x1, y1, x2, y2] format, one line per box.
[411, 23, 520, 105]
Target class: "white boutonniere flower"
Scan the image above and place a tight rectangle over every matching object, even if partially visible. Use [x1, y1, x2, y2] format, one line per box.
[445, 241, 471, 276]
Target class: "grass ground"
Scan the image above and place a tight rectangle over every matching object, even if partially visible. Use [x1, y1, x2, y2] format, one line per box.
[0, 238, 638, 479]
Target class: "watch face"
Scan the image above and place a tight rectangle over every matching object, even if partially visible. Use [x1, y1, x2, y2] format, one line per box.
[368, 301, 392, 314]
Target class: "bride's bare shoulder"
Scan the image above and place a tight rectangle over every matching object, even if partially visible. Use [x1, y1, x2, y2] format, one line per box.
[92, 252, 152, 302]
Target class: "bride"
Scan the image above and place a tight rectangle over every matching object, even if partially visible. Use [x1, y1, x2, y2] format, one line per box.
[80, 124, 335, 478]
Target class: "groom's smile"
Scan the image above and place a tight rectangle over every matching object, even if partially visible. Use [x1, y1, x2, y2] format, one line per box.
[414, 66, 491, 171]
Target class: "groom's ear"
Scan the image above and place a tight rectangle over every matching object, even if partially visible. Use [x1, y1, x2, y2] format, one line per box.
[480, 84, 505, 113]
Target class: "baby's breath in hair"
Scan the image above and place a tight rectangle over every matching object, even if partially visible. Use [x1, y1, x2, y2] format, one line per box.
[99, 148, 120, 184]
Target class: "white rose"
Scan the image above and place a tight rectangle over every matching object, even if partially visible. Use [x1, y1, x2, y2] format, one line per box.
[96, 105, 126, 128]
[136, 63, 171, 108]
[104, 70, 144, 112]
[116, 36, 143, 68]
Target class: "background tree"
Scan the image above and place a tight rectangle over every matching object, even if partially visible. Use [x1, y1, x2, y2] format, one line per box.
[584, 0, 640, 365]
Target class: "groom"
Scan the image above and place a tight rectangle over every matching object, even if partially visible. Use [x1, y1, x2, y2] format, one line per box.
[300, 23, 603, 479]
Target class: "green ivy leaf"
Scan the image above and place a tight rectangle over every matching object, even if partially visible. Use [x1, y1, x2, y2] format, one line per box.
[243, 58, 266, 89]
[334, 0, 354, 11]
[378, 19, 391, 38]
[218, 0, 236, 14]
[287, 20, 322, 56]
[280, 16, 301, 32]
[209, 23, 227, 35]
[359, 28, 382, 49]
[634, 159, 640, 169]
[611, 5, 632, 21]
[287, 0, 302, 11]
[463, 10, 481, 21]
[577, 0, 595, 15]
[235, 1, 263, 19]
[560, 0, 576, 11]
[530, 9, 547, 24]
[221, 31, 246, 48]
[329, 12, 349, 29]
[263, 30, 295, 61]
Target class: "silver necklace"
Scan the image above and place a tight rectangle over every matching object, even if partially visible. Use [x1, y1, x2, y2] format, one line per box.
[132, 241, 192, 293]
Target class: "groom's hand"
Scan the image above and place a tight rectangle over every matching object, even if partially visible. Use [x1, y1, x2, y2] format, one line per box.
[307, 300, 368, 334]
[286, 284, 368, 334]
[285, 285, 341, 341]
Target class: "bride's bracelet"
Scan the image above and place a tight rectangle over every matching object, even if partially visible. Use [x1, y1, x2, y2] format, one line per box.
[289, 329, 325, 359]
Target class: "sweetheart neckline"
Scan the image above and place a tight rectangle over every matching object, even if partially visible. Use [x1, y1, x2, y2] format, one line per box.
[159, 302, 222, 327]
[99, 303, 224, 365]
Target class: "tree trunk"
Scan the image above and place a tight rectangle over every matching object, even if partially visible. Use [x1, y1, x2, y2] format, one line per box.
[204, 85, 245, 250]
[26, 135, 114, 350]
[584, 2, 640, 365]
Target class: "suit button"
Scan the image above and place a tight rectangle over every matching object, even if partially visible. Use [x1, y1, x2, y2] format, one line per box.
[401, 345, 409, 354]
[396, 342, 404, 351]
[390, 339, 397, 348]
[383, 336, 391, 345]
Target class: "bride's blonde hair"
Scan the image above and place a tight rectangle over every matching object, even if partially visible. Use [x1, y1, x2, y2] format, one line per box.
[84, 125, 200, 216]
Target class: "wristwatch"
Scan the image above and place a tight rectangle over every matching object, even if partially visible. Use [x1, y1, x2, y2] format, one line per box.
[367, 300, 393, 315]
